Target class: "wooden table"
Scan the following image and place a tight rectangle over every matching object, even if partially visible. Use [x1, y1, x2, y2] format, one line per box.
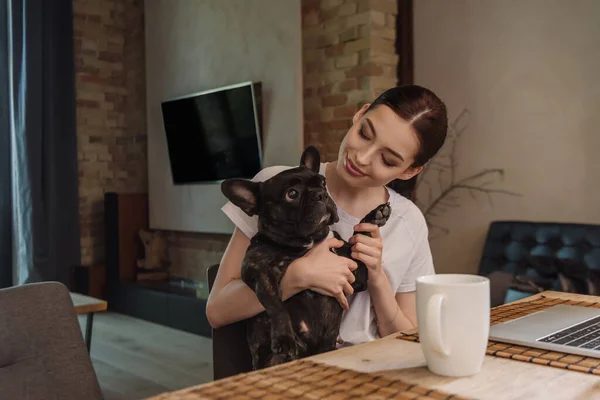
[147, 291, 600, 399]
[70, 292, 107, 352]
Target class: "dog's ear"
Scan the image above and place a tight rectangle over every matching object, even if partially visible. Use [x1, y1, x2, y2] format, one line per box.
[221, 179, 260, 216]
[300, 145, 320, 173]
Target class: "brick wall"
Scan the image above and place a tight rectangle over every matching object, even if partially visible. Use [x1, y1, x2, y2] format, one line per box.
[73, 0, 147, 267]
[73, 0, 227, 282]
[302, 0, 398, 161]
[166, 232, 228, 283]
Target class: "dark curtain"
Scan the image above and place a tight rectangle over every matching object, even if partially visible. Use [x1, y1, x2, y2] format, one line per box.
[1, 0, 80, 288]
[0, 0, 11, 288]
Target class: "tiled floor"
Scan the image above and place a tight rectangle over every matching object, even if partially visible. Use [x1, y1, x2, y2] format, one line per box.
[78, 312, 213, 400]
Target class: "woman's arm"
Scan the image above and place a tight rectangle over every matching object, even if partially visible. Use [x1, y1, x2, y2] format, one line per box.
[205, 228, 307, 329]
[368, 272, 416, 337]
[349, 222, 423, 338]
[377, 220, 434, 335]
[396, 291, 418, 326]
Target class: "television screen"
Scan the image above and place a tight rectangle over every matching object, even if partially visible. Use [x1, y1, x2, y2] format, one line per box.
[161, 82, 263, 184]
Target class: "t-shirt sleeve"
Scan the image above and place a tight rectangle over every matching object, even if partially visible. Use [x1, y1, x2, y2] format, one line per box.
[221, 201, 258, 239]
[396, 222, 435, 293]
[221, 165, 291, 239]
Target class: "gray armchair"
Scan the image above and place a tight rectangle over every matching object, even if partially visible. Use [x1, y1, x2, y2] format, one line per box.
[0, 281, 103, 400]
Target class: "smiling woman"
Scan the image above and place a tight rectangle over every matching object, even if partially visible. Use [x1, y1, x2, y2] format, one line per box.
[207, 84, 448, 350]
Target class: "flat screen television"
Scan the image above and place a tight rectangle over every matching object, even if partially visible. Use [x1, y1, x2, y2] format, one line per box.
[160, 81, 263, 185]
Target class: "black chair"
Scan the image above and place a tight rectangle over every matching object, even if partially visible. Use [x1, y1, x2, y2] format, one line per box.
[207, 264, 253, 380]
[0, 282, 104, 400]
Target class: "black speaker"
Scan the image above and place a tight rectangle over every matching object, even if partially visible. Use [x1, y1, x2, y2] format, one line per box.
[72, 265, 90, 295]
[104, 192, 148, 285]
[71, 264, 105, 299]
[104, 192, 119, 284]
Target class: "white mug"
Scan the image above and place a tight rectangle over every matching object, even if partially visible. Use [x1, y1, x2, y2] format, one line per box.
[416, 274, 490, 377]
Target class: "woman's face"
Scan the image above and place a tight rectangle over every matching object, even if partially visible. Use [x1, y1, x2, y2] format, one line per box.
[336, 103, 423, 189]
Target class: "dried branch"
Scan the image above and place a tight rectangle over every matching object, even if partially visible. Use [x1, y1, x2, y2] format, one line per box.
[423, 171, 521, 218]
[415, 108, 522, 238]
[453, 184, 522, 197]
[427, 222, 450, 240]
[458, 169, 504, 185]
[449, 109, 470, 184]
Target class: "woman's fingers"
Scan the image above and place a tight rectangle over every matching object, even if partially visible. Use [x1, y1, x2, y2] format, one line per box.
[343, 282, 354, 297]
[351, 252, 378, 268]
[335, 291, 349, 310]
[352, 242, 381, 258]
[326, 237, 345, 248]
[349, 233, 382, 249]
[346, 259, 358, 271]
[353, 223, 381, 238]
[347, 269, 356, 283]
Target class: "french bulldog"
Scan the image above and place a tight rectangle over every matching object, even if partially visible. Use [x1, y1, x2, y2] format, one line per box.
[221, 145, 391, 369]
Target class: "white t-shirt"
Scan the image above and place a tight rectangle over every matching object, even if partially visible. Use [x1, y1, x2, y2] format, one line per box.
[221, 163, 435, 346]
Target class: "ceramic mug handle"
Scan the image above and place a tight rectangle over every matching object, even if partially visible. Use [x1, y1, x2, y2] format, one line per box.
[427, 294, 449, 356]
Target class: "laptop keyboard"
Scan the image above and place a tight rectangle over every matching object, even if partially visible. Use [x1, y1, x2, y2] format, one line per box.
[538, 315, 600, 349]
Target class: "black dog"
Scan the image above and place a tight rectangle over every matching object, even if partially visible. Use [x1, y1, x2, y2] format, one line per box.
[221, 146, 391, 369]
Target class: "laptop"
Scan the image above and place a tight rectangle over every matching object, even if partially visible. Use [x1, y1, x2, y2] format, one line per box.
[489, 304, 600, 358]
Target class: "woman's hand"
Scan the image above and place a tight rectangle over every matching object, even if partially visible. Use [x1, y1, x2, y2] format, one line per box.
[289, 237, 358, 310]
[349, 223, 386, 286]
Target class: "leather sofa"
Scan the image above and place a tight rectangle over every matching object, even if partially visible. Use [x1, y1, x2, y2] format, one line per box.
[478, 220, 600, 306]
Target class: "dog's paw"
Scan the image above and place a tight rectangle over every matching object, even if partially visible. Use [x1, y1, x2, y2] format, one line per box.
[361, 202, 391, 227]
[271, 332, 300, 359]
[265, 352, 295, 368]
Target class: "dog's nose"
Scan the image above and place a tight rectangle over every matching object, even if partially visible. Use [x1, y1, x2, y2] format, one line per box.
[310, 190, 326, 201]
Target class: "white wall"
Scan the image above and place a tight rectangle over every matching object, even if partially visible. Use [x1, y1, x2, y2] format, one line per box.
[145, 0, 302, 234]
[413, 0, 600, 274]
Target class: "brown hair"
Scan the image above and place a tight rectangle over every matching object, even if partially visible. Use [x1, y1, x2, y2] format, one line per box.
[366, 85, 448, 197]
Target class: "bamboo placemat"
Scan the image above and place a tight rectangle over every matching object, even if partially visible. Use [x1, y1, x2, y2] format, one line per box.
[147, 359, 471, 400]
[397, 295, 600, 375]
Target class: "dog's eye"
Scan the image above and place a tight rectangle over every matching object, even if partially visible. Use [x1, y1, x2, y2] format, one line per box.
[286, 189, 299, 201]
